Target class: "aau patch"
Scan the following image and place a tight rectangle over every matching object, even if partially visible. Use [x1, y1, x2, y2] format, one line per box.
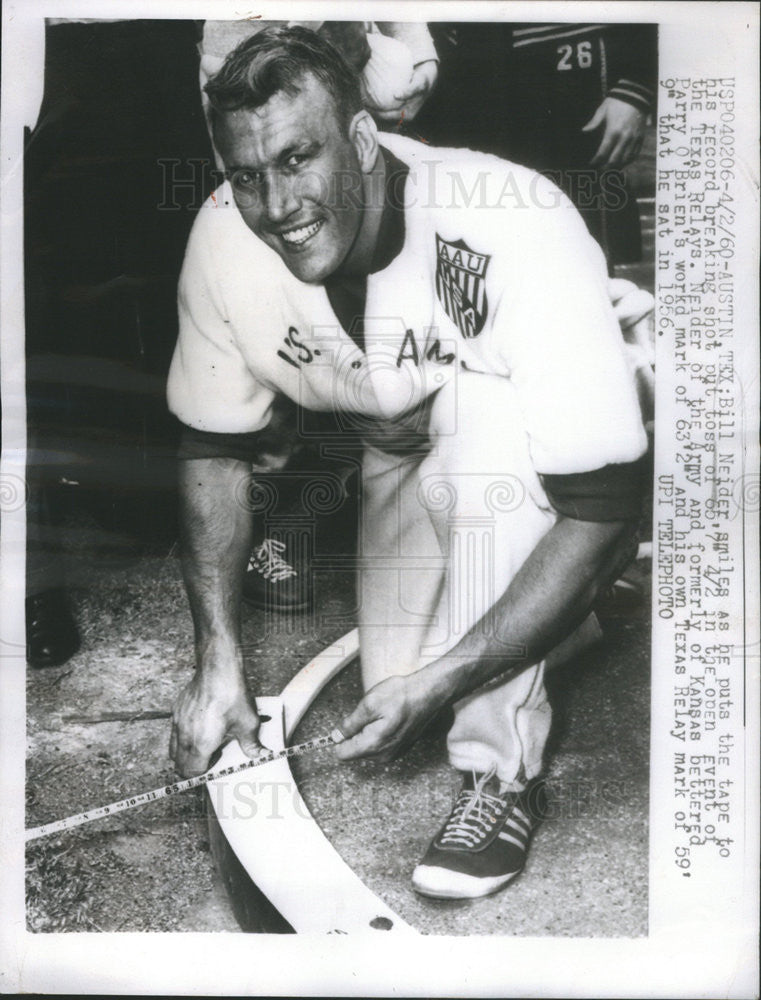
[435, 235, 491, 339]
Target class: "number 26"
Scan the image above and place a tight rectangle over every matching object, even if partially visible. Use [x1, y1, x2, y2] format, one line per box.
[557, 40, 593, 70]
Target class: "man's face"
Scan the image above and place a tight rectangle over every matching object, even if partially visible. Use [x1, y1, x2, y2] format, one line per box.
[215, 75, 365, 284]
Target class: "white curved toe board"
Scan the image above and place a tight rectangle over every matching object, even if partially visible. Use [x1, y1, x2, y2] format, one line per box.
[208, 632, 417, 935]
[280, 627, 359, 738]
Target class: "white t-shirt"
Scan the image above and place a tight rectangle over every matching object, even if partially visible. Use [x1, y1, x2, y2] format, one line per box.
[167, 134, 647, 476]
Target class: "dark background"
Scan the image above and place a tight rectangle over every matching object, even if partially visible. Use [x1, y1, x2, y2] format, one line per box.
[25, 20, 215, 545]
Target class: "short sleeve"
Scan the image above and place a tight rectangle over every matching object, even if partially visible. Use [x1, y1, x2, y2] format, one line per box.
[166, 201, 277, 435]
[492, 177, 648, 475]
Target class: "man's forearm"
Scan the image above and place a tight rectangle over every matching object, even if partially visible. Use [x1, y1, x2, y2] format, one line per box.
[178, 457, 253, 672]
[417, 517, 638, 707]
[170, 457, 263, 776]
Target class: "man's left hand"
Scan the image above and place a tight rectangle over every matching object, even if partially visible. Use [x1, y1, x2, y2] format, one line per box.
[335, 671, 445, 762]
[582, 96, 647, 168]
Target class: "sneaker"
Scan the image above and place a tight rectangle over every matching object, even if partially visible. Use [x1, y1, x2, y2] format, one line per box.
[411, 767, 546, 900]
[242, 537, 312, 612]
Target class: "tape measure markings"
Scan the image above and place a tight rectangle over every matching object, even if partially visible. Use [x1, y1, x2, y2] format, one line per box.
[25, 728, 344, 843]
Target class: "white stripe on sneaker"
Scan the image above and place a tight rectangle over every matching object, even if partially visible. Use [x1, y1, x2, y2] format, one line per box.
[498, 831, 525, 849]
[509, 813, 530, 834]
[504, 817, 529, 839]
[514, 806, 531, 826]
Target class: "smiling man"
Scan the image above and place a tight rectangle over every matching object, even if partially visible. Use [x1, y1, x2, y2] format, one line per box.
[166, 26, 648, 901]
[215, 74, 378, 283]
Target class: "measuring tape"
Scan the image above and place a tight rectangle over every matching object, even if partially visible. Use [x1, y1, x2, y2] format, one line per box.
[25, 728, 345, 843]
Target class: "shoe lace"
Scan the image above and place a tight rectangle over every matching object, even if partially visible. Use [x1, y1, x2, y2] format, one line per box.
[249, 538, 298, 582]
[439, 767, 507, 849]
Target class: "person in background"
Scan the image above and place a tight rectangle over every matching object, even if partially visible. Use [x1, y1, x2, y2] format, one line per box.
[414, 22, 656, 266]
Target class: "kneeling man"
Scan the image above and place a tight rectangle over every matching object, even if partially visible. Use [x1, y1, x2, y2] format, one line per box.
[167, 26, 648, 900]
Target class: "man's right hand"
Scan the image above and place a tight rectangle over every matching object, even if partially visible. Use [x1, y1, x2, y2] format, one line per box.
[170, 668, 263, 777]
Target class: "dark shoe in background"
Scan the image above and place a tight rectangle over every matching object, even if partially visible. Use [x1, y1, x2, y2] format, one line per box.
[242, 537, 313, 612]
[26, 588, 81, 669]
